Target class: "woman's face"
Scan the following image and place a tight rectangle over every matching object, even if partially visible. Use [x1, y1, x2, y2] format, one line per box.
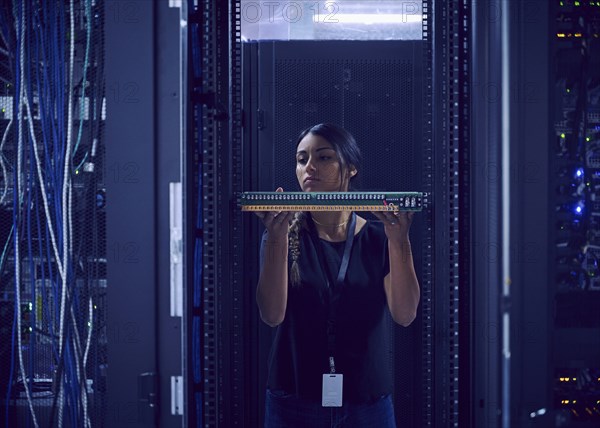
[296, 133, 355, 192]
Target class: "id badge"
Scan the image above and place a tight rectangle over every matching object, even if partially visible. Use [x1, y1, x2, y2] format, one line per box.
[322, 373, 343, 407]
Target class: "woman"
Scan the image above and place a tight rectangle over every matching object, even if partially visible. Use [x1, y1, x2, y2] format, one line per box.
[255, 123, 420, 428]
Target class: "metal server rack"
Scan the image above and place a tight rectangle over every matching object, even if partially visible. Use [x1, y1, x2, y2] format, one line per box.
[188, 1, 470, 427]
[421, 1, 435, 426]
[431, 0, 471, 427]
[188, 0, 245, 426]
[0, 2, 108, 426]
[549, 1, 600, 426]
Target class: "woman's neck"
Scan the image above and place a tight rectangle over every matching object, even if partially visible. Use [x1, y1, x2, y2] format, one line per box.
[310, 211, 352, 240]
[310, 211, 351, 227]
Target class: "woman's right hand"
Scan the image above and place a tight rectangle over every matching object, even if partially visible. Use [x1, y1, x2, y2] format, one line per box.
[254, 187, 295, 240]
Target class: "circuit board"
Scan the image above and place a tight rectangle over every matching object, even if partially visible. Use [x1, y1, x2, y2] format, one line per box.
[238, 191, 425, 211]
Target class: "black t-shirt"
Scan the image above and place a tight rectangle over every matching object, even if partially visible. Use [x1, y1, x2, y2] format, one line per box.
[259, 218, 392, 404]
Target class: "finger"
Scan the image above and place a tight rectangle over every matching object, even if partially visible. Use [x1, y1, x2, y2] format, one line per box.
[274, 210, 284, 220]
[270, 211, 284, 223]
[263, 211, 277, 224]
[274, 211, 289, 225]
[254, 212, 265, 219]
[276, 187, 283, 192]
[382, 211, 397, 221]
[393, 211, 411, 223]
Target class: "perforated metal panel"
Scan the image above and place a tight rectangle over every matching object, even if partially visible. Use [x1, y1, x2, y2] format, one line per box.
[269, 42, 420, 194]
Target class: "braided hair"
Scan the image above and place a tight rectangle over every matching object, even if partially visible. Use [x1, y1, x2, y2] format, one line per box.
[288, 123, 362, 287]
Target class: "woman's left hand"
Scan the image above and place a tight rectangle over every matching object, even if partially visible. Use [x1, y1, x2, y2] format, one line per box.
[371, 210, 415, 241]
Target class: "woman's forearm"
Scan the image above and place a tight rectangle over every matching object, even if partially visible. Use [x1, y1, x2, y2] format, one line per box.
[256, 235, 289, 327]
[385, 237, 420, 326]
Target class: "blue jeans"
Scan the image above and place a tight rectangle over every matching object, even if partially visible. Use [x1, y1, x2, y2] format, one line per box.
[264, 389, 396, 428]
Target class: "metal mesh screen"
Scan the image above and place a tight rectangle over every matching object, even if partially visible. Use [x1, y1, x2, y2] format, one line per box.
[0, 1, 106, 426]
[273, 53, 418, 193]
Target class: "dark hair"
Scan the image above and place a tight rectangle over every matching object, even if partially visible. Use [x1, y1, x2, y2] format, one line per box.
[288, 123, 362, 286]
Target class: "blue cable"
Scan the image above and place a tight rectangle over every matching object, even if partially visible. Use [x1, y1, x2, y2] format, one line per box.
[7, 0, 21, 424]
[2, 2, 100, 426]
[51, 4, 65, 374]
[31, 9, 56, 373]
[62, 342, 75, 414]
[75, 151, 89, 173]
[49, 2, 60, 214]
[2, 2, 14, 423]
[72, 0, 92, 162]
[40, 2, 66, 421]
[39, 176, 59, 362]
[39, 4, 61, 354]
[56, 1, 66, 192]
[54, 3, 64, 241]
[5, 299, 17, 428]
[31, 1, 55, 362]
[34, 180, 53, 361]
[43, 1, 59, 188]
[63, 339, 70, 426]
[67, 337, 79, 427]
[59, 0, 67, 246]
[0, 225, 13, 281]
[24, 5, 39, 424]
[63, 336, 72, 426]
[40, 6, 59, 342]
[34, 6, 56, 188]
[69, 340, 76, 427]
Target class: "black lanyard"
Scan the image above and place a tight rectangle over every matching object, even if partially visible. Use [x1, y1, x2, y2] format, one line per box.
[306, 212, 357, 364]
